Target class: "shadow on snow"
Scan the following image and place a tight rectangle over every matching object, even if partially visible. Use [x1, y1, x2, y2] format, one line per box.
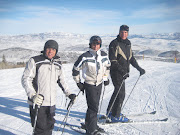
[0, 97, 86, 134]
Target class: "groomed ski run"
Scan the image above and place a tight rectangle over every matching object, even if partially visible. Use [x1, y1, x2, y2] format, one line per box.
[0, 61, 180, 134]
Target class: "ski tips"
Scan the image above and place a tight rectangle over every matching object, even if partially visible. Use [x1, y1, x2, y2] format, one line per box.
[150, 111, 156, 114]
[161, 118, 168, 121]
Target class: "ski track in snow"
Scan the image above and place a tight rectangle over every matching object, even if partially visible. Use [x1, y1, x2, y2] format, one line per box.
[0, 60, 180, 135]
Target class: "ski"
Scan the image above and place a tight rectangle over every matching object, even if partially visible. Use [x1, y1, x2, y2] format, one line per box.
[99, 111, 156, 120]
[129, 118, 168, 124]
[66, 123, 86, 135]
[127, 111, 156, 117]
[102, 118, 168, 124]
[66, 123, 108, 135]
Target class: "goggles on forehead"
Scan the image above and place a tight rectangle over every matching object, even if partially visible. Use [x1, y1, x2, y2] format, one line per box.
[92, 40, 101, 45]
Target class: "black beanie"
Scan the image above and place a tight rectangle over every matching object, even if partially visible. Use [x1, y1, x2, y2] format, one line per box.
[44, 40, 58, 53]
[119, 25, 129, 32]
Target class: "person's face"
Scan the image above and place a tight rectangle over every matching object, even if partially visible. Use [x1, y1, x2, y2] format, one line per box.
[120, 30, 128, 40]
[91, 43, 101, 51]
[45, 48, 56, 59]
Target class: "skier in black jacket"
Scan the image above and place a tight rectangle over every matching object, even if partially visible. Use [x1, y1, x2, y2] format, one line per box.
[106, 25, 145, 122]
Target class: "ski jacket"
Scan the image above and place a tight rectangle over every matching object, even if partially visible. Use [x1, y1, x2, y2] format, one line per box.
[22, 55, 70, 106]
[72, 48, 110, 86]
[109, 35, 141, 76]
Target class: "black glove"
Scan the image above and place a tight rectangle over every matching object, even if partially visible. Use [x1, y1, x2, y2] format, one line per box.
[68, 94, 76, 101]
[67, 94, 76, 110]
[138, 67, 145, 76]
[104, 79, 109, 86]
[77, 82, 85, 93]
[123, 73, 129, 79]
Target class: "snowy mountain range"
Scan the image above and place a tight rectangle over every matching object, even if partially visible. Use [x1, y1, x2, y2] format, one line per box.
[0, 32, 179, 63]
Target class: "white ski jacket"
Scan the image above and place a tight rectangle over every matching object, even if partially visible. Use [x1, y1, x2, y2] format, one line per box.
[72, 48, 111, 86]
[22, 55, 70, 106]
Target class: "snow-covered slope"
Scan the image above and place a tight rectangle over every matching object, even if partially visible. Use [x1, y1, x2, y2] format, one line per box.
[0, 60, 180, 135]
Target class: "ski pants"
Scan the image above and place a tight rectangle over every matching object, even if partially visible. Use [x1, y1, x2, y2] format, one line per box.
[84, 83, 102, 133]
[29, 105, 55, 135]
[107, 71, 125, 117]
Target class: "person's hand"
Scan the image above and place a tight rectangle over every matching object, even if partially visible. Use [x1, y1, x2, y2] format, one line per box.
[68, 94, 76, 101]
[67, 94, 76, 110]
[139, 68, 145, 76]
[123, 73, 129, 79]
[32, 94, 44, 106]
[138, 67, 145, 76]
[77, 82, 85, 93]
[104, 79, 110, 86]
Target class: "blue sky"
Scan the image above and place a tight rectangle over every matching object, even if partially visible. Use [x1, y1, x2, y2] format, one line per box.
[0, 0, 180, 35]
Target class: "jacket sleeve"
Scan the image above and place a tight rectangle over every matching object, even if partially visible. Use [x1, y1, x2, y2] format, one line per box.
[57, 66, 70, 97]
[103, 55, 111, 80]
[109, 41, 117, 63]
[130, 53, 142, 71]
[72, 54, 83, 83]
[21, 58, 36, 99]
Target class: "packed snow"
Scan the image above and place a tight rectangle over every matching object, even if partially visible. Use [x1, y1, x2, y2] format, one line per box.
[0, 60, 180, 135]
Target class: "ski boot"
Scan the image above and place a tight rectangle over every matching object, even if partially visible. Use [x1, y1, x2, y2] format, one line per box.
[97, 125, 105, 133]
[86, 129, 101, 135]
[110, 114, 129, 123]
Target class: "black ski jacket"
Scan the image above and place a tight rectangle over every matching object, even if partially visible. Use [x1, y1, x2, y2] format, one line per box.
[109, 35, 141, 76]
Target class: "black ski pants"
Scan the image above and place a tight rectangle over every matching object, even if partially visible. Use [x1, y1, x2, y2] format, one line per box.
[84, 83, 102, 133]
[29, 105, 55, 135]
[107, 70, 125, 117]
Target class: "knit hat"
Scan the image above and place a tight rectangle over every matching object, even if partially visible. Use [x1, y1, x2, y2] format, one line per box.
[44, 40, 58, 53]
[119, 25, 129, 32]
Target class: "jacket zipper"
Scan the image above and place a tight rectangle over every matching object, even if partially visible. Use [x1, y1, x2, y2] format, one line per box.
[49, 59, 53, 106]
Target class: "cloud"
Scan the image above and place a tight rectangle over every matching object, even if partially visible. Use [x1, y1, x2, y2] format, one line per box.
[0, 6, 124, 34]
[130, 4, 180, 19]
[130, 19, 180, 34]
[19, 6, 122, 23]
[0, 8, 9, 12]
[0, 4, 180, 35]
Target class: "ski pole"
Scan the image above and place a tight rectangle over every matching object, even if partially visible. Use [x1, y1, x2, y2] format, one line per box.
[98, 84, 106, 121]
[32, 105, 40, 135]
[58, 91, 81, 134]
[57, 100, 73, 132]
[61, 91, 81, 134]
[121, 75, 140, 111]
[32, 87, 41, 135]
[61, 102, 73, 135]
[106, 79, 125, 120]
[65, 97, 67, 107]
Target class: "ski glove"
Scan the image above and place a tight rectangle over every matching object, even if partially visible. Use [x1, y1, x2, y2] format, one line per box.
[123, 73, 129, 79]
[68, 94, 76, 101]
[104, 79, 110, 86]
[77, 82, 85, 93]
[138, 67, 145, 76]
[32, 94, 44, 106]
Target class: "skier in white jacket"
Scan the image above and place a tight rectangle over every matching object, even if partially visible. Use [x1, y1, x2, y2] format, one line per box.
[72, 36, 111, 135]
[22, 40, 76, 135]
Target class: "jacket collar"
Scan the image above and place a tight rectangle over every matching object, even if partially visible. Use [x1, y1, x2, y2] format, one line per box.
[117, 35, 130, 44]
[89, 48, 101, 56]
[41, 54, 60, 62]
